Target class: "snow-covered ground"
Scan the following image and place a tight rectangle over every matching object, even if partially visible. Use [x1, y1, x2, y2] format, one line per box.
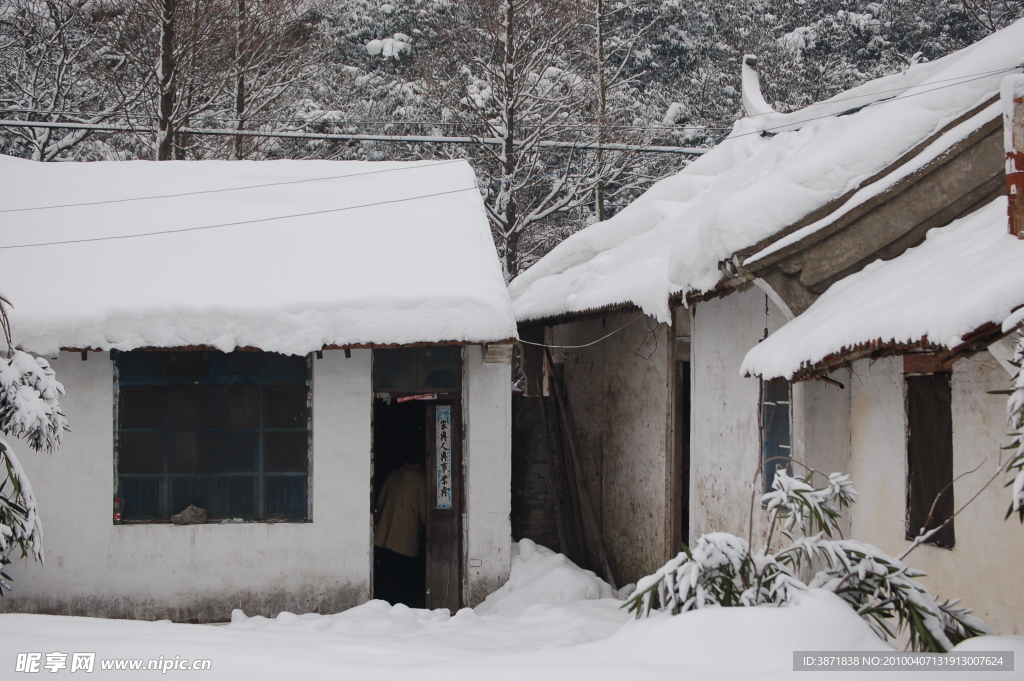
[2, 540, 1020, 679]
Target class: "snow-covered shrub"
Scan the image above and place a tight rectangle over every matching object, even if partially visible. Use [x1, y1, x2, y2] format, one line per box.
[1005, 335, 1024, 522]
[625, 470, 990, 652]
[0, 301, 68, 594]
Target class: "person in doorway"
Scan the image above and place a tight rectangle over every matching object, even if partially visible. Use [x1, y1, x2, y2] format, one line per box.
[373, 450, 426, 607]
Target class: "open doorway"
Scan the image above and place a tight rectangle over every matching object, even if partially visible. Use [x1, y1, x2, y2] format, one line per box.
[372, 398, 427, 608]
[371, 346, 463, 611]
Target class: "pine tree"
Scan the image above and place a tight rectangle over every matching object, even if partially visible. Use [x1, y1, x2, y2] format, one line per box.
[0, 296, 68, 595]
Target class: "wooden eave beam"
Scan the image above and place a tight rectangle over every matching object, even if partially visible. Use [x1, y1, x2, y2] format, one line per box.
[781, 321, 1012, 383]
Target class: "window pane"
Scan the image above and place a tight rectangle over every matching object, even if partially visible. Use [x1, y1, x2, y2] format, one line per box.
[228, 352, 263, 376]
[119, 432, 163, 474]
[266, 476, 307, 519]
[374, 347, 418, 391]
[421, 346, 461, 390]
[211, 432, 258, 473]
[374, 346, 462, 392]
[205, 477, 256, 519]
[199, 386, 230, 429]
[167, 432, 199, 473]
[196, 432, 228, 473]
[170, 476, 205, 515]
[120, 477, 161, 520]
[120, 386, 164, 429]
[229, 385, 259, 428]
[906, 373, 955, 548]
[167, 352, 209, 378]
[265, 431, 308, 472]
[115, 350, 310, 522]
[118, 352, 164, 379]
[761, 378, 792, 493]
[265, 385, 308, 428]
[168, 385, 199, 429]
[264, 353, 307, 377]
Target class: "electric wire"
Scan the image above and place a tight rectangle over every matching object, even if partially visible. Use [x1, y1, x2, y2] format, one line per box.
[2, 65, 1015, 128]
[0, 158, 467, 213]
[0, 143, 683, 249]
[0, 63, 1019, 249]
[517, 313, 646, 349]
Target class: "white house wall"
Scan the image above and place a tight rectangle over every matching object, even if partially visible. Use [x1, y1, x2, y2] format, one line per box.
[1, 349, 373, 622]
[692, 288, 778, 541]
[548, 311, 673, 585]
[462, 344, 513, 606]
[849, 354, 1023, 635]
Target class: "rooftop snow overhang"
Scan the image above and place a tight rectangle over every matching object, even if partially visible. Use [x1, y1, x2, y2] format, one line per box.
[764, 320, 1014, 383]
[720, 95, 1005, 317]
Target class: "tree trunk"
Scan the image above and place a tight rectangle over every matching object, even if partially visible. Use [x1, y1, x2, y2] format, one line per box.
[156, 0, 177, 161]
[503, 0, 519, 278]
[595, 0, 607, 222]
[234, 0, 247, 160]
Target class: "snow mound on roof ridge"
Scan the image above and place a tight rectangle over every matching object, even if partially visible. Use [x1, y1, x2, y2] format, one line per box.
[474, 539, 620, 617]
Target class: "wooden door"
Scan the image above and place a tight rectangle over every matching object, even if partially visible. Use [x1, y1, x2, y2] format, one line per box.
[425, 400, 462, 611]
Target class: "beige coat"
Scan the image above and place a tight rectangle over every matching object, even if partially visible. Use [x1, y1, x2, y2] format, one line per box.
[373, 464, 426, 558]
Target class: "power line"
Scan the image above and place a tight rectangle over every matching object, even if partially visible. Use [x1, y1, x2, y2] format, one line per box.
[1, 63, 1018, 249]
[517, 314, 645, 348]
[0, 107, 732, 132]
[0, 134, 693, 214]
[0, 143, 679, 249]
[0, 118, 709, 155]
[0, 159, 467, 214]
[0, 184, 481, 250]
[3, 65, 1016, 130]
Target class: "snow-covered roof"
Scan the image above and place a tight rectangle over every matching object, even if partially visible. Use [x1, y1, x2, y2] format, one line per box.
[0, 157, 517, 355]
[509, 19, 1024, 324]
[741, 197, 1024, 380]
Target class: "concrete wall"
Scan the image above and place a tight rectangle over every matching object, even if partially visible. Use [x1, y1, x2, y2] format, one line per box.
[462, 344, 513, 606]
[691, 288, 779, 543]
[548, 310, 673, 586]
[849, 354, 1023, 635]
[3, 345, 515, 620]
[2, 349, 373, 622]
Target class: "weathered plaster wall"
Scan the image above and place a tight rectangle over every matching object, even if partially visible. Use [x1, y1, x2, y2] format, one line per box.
[1, 349, 373, 622]
[796, 369, 853, 538]
[850, 354, 1023, 635]
[691, 287, 789, 542]
[462, 344, 513, 606]
[549, 311, 673, 585]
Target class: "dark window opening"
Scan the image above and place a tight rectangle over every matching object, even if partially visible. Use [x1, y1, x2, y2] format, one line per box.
[906, 373, 955, 548]
[374, 346, 462, 393]
[675, 360, 691, 548]
[761, 377, 792, 494]
[116, 350, 311, 522]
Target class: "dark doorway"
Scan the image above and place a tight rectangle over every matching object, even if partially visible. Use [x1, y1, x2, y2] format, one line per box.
[371, 347, 463, 611]
[372, 398, 427, 608]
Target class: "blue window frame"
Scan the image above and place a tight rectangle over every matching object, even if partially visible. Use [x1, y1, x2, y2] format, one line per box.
[115, 350, 311, 522]
[761, 377, 792, 494]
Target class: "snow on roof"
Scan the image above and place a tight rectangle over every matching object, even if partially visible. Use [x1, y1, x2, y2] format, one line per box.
[509, 19, 1024, 324]
[0, 157, 517, 355]
[741, 197, 1024, 380]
